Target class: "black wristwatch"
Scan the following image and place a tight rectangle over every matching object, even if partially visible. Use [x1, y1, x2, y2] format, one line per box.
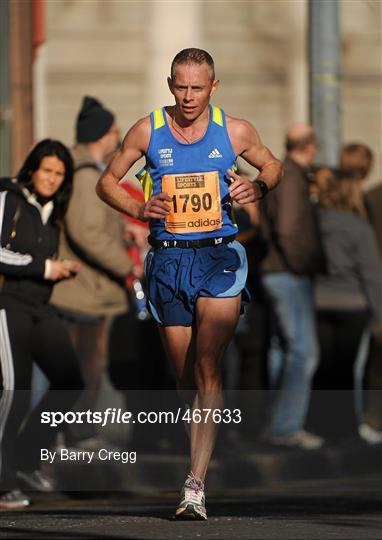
[254, 180, 269, 200]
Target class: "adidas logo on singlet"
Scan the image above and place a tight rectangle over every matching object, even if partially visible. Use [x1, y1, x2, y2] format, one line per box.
[208, 148, 223, 158]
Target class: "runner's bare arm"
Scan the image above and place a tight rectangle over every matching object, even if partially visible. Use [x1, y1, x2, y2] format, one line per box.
[96, 117, 171, 221]
[226, 117, 283, 204]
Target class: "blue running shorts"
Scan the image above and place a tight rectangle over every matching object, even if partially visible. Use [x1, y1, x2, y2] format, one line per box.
[144, 240, 250, 326]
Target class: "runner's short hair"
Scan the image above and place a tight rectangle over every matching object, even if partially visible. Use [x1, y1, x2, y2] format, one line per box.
[171, 48, 215, 80]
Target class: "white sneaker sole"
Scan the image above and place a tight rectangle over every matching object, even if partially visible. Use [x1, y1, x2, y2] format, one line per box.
[0, 500, 30, 510]
[175, 503, 207, 520]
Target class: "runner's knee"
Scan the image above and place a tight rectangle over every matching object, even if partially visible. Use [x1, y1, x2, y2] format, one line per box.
[194, 357, 222, 390]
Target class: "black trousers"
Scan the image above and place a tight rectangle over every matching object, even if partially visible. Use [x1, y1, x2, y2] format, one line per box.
[0, 306, 83, 490]
[308, 308, 371, 440]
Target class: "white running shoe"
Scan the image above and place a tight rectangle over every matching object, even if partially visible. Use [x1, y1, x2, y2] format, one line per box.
[0, 489, 31, 510]
[17, 470, 55, 492]
[268, 429, 324, 450]
[175, 472, 207, 520]
[358, 423, 382, 445]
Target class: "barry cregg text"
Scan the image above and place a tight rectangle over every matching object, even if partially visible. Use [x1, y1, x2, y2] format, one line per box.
[41, 448, 137, 464]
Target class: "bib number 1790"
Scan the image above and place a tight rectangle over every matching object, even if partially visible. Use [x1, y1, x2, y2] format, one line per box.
[171, 192, 212, 214]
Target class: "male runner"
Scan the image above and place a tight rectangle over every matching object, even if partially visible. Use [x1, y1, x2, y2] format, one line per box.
[97, 48, 282, 520]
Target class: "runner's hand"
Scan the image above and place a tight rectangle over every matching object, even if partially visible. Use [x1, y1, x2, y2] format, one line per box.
[138, 192, 172, 221]
[227, 169, 261, 204]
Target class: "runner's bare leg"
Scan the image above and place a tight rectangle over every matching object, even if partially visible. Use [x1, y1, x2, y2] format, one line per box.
[158, 325, 195, 406]
[191, 295, 241, 482]
[160, 295, 240, 482]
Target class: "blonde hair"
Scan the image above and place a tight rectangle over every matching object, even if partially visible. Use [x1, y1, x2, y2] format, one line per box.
[315, 167, 367, 219]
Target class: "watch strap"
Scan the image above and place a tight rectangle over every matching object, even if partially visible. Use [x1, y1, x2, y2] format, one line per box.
[254, 180, 269, 199]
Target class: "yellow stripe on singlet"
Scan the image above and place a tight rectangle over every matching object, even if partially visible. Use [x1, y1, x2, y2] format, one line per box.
[137, 167, 154, 201]
[153, 108, 165, 129]
[212, 106, 223, 127]
[230, 162, 238, 227]
[231, 206, 238, 228]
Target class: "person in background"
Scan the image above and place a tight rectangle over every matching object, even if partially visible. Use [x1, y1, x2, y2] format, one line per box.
[0, 139, 83, 509]
[340, 143, 374, 222]
[340, 144, 382, 442]
[363, 180, 382, 440]
[311, 167, 382, 442]
[51, 97, 137, 448]
[260, 123, 325, 450]
[366, 183, 382, 254]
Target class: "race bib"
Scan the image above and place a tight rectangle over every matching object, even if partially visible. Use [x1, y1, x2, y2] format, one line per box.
[162, 171, 222, 234]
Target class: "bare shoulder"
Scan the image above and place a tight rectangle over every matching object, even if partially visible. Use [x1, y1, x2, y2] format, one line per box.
[226, 114, 257, 136]
[226, 114, 261, 155]
[131, 115, 151, 134]
[105, 115, 151, 178]
[123, 115, 151, 153]
[225, 114, 281, 182]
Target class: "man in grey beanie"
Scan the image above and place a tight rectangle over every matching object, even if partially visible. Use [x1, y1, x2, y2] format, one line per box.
[51, 96, 137, 447]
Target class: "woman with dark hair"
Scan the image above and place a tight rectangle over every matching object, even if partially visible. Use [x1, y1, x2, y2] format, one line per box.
[16, 138, 74, 220]
[0, 139, 83, 508]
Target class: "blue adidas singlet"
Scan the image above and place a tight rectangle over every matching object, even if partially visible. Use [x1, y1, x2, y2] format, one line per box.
[136, 104, 238, 241]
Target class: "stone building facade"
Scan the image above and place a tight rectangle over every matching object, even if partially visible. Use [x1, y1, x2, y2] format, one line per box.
[36, 0, 380, 186]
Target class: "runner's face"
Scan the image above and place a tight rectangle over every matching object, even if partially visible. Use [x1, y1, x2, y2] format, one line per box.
[168, 62, 219, 121]
[32, 156, 65, 198]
